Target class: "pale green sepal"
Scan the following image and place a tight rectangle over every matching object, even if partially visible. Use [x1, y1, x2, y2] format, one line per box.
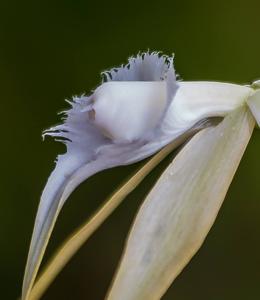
[107, 106, 255, 300]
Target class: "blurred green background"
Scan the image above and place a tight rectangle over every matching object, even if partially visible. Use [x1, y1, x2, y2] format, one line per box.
[1, 0, 260, 299]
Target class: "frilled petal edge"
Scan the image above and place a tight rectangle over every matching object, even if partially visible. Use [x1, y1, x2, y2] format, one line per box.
[21, 52, 179, 300]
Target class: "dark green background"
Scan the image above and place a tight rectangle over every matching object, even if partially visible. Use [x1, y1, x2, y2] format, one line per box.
[1, 0, 260, 299]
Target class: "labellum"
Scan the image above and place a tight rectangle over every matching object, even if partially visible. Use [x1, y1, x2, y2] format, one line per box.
[21, 52, 260, 300]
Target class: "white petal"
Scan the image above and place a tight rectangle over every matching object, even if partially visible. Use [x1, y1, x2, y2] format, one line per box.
[92, 81, 168, 142]
[107, 106, 255, 300]
[162, 81, 253, 135]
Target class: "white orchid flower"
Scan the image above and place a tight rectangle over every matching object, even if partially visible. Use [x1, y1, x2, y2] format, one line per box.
[22, 52, 259, 300]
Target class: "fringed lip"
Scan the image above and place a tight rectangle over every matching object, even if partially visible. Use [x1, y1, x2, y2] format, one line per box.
[43, 52, 178, 145]
[102, 52, 175, 82]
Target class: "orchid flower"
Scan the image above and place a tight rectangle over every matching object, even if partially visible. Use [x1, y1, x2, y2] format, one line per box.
[22, 52, 260, 300]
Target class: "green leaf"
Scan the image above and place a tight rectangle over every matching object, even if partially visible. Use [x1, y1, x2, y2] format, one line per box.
[107, 106, 255, 300]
